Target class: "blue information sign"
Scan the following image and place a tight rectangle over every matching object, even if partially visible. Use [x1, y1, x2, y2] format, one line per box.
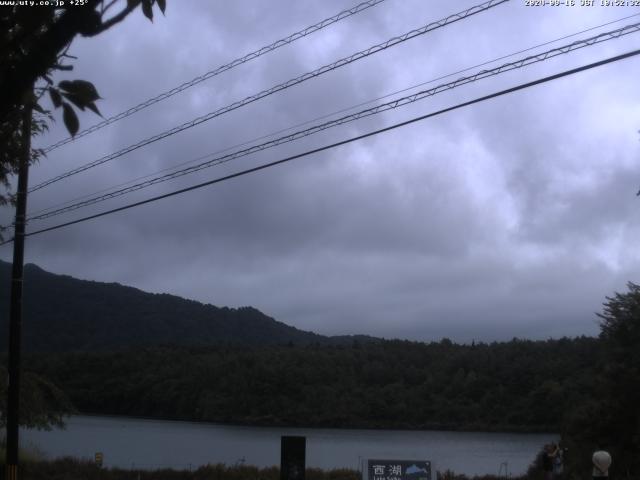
[368, 460, 432, 480]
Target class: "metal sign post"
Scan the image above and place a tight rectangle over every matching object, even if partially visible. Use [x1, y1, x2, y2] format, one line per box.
[281, 436, 306, 480]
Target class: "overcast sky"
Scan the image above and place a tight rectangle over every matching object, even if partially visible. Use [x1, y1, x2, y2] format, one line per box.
[1, 0, 639, 342]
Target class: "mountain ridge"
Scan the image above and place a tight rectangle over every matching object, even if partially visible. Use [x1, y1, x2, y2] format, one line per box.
[0, 260, 375, 352]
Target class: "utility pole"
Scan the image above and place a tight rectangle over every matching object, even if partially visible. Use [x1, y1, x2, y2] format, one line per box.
[5, 94, 33, 480]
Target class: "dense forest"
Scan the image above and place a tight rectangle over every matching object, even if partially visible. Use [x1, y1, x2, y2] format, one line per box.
[1, 261, 638, 478]
[21, 337, 598, 432]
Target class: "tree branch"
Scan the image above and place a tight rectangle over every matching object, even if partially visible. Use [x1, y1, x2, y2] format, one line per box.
[101, 0, 120, 15]
[89, 0, 142, 37]
[0, 0, 142, 120]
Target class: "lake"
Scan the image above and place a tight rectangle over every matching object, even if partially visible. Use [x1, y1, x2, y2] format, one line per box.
[21, 416, 555, 476]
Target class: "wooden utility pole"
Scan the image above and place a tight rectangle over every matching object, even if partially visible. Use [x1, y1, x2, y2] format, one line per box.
[5, 96, 32, 480]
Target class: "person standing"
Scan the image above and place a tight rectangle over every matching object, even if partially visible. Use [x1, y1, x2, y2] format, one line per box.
[552, 443, 564, 480]
[542, 444, 554, 480]
[592, 445, 612, 480]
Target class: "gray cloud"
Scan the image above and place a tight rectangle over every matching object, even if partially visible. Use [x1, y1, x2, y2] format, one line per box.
[2, 0, 639, 342]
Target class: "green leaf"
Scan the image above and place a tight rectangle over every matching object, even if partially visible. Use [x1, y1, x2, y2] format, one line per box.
[142, 0, 153, 21]
[157, 0, 166, 14]
[58, 80, 102, 117]
[58, 80, 72, 91]
[59, 80, 100, 103]
[73, 80, 100, 101]
[32, 103, 46, 114]
[61, 92, 86, 111]
[86, 101, 102, 117]
[49, 88, 62, 108]
[62, 102, 79, 137]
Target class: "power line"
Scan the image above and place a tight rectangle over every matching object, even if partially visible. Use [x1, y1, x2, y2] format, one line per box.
[2, 47, 636, 244]
[29, 0, 509, 193]
[26, 12, 640, 220]
[40, 0, 390, 154]
[24, 21, 640, 223]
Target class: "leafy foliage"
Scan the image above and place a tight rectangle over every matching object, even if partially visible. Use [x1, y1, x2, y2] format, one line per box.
[54, 79, 103, 135]
[0, 0, 167, 208]
[563, 282, 640, 479]
[20, 337, 599, 432]
[0, 365, 75, 431]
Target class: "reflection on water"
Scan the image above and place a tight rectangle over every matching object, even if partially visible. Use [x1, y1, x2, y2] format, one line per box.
[21, 416, 556, 476]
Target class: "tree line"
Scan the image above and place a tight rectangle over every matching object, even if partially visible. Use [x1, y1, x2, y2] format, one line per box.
[2, 283, 638, 478]
[19, 337, 598, 432]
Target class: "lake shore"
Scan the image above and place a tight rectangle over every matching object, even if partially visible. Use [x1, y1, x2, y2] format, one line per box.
[20, 415, 551, 476]
[75, 412, 558, 435]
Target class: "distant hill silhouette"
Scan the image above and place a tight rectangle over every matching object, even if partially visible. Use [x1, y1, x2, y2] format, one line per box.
[0, 260, 373, 352]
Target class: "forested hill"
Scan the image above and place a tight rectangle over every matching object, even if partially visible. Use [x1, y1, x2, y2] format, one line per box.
[24, 338, 600, 432]
[0, 260, 372, 352]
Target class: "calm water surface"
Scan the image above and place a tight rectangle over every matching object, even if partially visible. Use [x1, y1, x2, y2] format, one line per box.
[22, 416, 555, 476]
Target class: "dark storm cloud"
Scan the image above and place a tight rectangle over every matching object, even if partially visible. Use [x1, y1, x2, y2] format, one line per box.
[2, 0, 639, 342]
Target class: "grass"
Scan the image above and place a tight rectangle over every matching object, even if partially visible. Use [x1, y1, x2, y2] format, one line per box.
[0, 457, 540, 480]
[1, 436, 48, 465]
[0, 438, 537, 480]
[1, 458, 363, 480]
